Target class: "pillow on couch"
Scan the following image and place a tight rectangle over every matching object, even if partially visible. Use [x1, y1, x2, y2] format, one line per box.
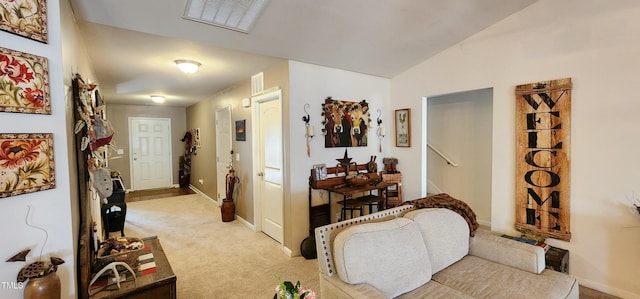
[404, 208, 470, 273]
[333, 217, 432, 298]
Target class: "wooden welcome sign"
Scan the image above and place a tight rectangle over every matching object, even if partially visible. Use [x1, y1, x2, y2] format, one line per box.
[515, 78, 572, 241]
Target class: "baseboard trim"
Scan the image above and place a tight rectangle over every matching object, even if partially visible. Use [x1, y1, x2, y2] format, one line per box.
[477, 219, 491, 228]
[575, 276, 637, 299]
[235, 215, 256, 232]
[283, 246, 293, 257]
[189, 185, 219, 206]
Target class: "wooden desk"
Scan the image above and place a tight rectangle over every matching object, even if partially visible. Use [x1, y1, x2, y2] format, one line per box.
[326, 181, 395, 221]
[90, 236, 176, 299]
[308, 163, 393, 228]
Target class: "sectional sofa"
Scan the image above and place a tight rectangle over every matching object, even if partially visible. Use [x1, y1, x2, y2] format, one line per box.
[314, 205, 579, 298]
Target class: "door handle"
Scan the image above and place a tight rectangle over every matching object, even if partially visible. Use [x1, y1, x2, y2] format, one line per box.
[257, 172, 264, 177]
[133, 153, 137, 161]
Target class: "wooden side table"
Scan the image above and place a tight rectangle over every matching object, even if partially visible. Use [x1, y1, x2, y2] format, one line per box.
[381, 172, 402, 207]
[546, 246, 569, 273]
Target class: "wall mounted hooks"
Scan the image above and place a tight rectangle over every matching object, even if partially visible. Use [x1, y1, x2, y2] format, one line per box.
[303, 103, 311, 125]
[303, 103, 314, 157]
[376, 109, 385, 152]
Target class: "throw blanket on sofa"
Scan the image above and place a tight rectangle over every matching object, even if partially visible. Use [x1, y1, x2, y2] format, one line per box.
[402, 193, 479, 236]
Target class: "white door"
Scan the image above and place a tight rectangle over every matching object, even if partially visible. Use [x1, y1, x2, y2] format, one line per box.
[215, 105, 232, 205]
[254, 90, 283, 243]
[129, 117, 172, 190]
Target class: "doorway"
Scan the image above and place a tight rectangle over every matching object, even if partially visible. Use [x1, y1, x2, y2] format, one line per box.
[252, 89, 284, 243]
[215, 105, 233, 206]
[424, 88, 493, 227]
[128, 117, 173, 190]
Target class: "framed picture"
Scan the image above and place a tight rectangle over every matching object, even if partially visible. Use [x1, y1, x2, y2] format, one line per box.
[0, 46, 50, 114]
[395, 109, 411, 147]
[0, 0, 48, 43]
[0, 133, 55, 198]
[235, 120, 246, 141]
[321, 97, 370, 148]
[312, 163, 327, 181]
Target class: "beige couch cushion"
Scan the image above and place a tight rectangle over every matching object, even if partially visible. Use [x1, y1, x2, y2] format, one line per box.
[404, 208, 470, 273]
[433, 255, 579, 299]
[396, 280, 474, 298]
[333, 217, 432, 298]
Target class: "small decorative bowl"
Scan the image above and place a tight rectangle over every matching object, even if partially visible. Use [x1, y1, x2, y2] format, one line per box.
[346, 174, 371, 186]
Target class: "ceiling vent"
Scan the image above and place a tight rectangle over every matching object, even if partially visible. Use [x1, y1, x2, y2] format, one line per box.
[183, 0, 269, 33]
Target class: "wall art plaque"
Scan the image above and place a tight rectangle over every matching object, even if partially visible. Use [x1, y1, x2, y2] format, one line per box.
[515, 78, 571, 241]
[0, 0, 48, 43]
[0, 46, 50, 114]
[0, 133, 55, 198]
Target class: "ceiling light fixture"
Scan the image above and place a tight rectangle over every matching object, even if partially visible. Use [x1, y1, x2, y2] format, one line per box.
[151, 95, 165, 103]
[174, 59, 201, 74]
[183, 0, 269, 33]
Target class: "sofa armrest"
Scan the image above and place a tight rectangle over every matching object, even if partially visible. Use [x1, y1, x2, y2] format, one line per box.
[469, 229, 545, 274]
[320, 273, 387, 299]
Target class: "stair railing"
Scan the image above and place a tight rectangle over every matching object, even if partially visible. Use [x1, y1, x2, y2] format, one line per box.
[427, 142, 459, 167]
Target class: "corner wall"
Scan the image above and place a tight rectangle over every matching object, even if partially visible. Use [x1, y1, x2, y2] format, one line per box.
[288, 61, 391, 255]
[0, 0, 92, 297]
[186, 61, 288, 225]
[427, 88, 493, 227]
[187, 60, 391, 255]
[391, 0, 640, 297]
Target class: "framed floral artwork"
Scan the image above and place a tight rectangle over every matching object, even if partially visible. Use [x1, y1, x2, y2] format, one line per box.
[0, 133, 55, 198]
[0, 0, 48, 43]
[395, 108, 411, 147]
[0, 46, 50, 114]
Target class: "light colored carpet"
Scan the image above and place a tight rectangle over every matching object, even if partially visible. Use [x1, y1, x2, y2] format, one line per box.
[123, 194, 320, 298]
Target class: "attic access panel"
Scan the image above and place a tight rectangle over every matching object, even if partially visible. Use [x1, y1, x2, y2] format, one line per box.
[183, 0, 269, 33]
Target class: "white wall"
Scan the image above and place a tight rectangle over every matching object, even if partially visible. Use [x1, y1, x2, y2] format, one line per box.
[391, 0, 640, 297]
[0, 0, 88, 297]
[287, 61, 390, 255]
[427, 88, 493, 227]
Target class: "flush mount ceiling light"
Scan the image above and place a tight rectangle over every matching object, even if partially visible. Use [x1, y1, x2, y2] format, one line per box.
[150, 95, 165, 103]
[174, 59, 201, 74]
[183, 0, 269, 33]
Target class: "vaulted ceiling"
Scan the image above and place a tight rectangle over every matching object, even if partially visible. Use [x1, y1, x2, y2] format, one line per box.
[69, 0, 537, 106]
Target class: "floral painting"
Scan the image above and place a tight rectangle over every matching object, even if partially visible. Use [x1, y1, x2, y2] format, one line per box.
[0, 46, 50, 114]
[0, 133, 55, 198]
[0, 0, 48, 43]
